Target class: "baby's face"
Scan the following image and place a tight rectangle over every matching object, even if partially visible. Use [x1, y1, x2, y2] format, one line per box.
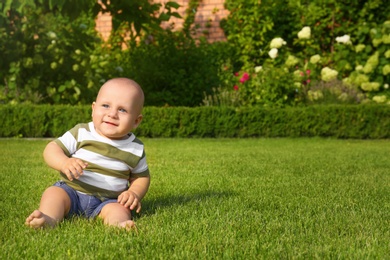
[92, 80, 143, 140]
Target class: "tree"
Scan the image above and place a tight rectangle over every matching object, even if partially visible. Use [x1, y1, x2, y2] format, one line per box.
[0, 0, 181, 104]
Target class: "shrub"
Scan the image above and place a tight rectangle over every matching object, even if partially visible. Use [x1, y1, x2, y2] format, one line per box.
[122, 32, 235, 107]
[0, 7, 117, 105]
[2, 104, 389, 139]
[219, 0, 390, 106]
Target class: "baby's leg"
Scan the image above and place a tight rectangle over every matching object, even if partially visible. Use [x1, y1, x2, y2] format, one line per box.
[98, 203, 136, 230]
[25, 186, 71, 229]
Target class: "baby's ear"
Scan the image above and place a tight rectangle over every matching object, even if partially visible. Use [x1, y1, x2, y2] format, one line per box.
[91, 102, 96, 116]
[133, 114, 143, 129]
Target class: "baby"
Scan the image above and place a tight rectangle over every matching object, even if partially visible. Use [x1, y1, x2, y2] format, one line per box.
[25, 78, 150, 230]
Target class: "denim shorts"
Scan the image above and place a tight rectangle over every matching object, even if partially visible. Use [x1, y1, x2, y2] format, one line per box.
[54, 181, 118, 219]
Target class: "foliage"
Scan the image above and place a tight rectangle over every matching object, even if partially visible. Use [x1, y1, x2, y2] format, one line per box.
[101, 0, 181, 46]
[2, 138, 390, 258]
[0, 0, 182, 105]
[203, 66, 299, 107]
[0, 1, 117, 104]
[122, 32, 235, 106]
[286, 0, 389, 54]
[336, 21, 390, 101]
[222, 0, 389, 64]
[2, 104, 390, 138]
[0, 5, 118, 105]
[221, 0, 275, 66]
[218, 0, 389, 106]
[305, 80, 365, 105]
[1, 0, 389, 107]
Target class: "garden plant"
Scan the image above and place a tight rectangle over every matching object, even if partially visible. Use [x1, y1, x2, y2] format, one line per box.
[1, 0, 389, 107]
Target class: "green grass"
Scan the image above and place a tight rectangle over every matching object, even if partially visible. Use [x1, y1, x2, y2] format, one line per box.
[1, 138, 389, 259]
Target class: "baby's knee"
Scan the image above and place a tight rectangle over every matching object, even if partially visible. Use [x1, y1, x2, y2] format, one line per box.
[99, 203, 131, 220]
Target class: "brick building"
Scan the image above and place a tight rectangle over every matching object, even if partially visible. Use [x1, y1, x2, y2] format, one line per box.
[95, 0, 228, 42]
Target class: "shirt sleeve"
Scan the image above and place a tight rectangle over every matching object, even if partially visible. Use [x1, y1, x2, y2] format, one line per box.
[131, 155, 150, 177]
[54, 124, 80, 156]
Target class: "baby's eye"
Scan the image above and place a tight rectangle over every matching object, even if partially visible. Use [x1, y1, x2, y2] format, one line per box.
[119, 108, 127, 113]
[102, 104, 109, 108]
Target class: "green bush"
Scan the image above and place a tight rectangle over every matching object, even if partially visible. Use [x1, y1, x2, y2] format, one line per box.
[1, 104, 389, 139]
[2, 105, 91, 137]
[123, 32, 235, 106]
[0, 6, 115, 105]
[219, 0, 390, 106]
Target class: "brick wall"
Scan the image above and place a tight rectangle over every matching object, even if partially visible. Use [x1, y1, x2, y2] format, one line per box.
[95, 0, 228, 42]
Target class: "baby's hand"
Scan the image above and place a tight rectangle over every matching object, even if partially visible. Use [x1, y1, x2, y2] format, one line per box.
[118, 190, 142, 213]
[60, 158, 88, 181]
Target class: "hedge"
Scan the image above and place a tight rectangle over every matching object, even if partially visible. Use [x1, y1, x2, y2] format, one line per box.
[1, 104, 389, 138]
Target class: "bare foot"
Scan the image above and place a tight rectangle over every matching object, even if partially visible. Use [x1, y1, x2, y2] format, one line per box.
[25, 210, 57, 229]
[116, 220, 137, 231]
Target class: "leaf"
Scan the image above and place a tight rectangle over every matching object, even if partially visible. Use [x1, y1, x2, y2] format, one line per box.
[170, 12, 182, 19]
[58, 85, 66, 93]
[2, 0, 13, 15]
[74, 86, 81, 95]
[166, 1, 181, 9]
[17, 0, 35, 13]
[159, 13, 171, 22]
[48, 0, 66, 11]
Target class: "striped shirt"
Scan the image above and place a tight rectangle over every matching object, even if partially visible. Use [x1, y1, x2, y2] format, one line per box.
[54, 122, 149, 199]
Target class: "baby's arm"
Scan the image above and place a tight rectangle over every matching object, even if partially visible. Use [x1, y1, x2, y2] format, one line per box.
[117, 175, 150, 213]
[43, 141, 88, 181]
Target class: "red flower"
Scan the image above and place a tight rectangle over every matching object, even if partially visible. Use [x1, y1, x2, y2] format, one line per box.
[233, 85, 239, 91]
[239, 72, 250, 83]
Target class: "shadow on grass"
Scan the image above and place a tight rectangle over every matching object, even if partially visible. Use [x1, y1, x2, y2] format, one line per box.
[138, 190, 236, 217]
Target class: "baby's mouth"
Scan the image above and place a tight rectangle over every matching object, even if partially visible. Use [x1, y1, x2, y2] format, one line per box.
[104, 121, 118, 126]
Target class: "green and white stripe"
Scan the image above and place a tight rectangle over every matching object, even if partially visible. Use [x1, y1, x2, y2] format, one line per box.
[55, 122, 149, 199]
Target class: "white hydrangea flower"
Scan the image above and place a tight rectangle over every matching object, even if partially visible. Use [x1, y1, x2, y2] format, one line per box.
[254, 66, 263, 73]
[354, 74, 369, 87]
[372, 95, 387, 103]
[309, 54, 321, 64]
[372, 38, 382, 47]
[268, 48, 278, 59]
[285, 55, 299, 67]
[385, 50, 390, 59]
[294, 82, 302, 88]
[363, 64, 374, 74]
[383, 34, 390, 44]
[363, 52, 379, 74]
[297, 26, 311, 39]
[355, 44, 365, 53]
[361, 82, 380, 92]
[355, 65, 363, 71]
[270, 38, 286, 49]
[383, 64, 390, 75]
[47, 31, 57, 39]
[321, 67, 338, 82]
[335, 35, 352, 45]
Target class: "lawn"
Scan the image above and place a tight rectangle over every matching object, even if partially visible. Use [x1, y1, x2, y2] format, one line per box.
[1, 138, 389, 259]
